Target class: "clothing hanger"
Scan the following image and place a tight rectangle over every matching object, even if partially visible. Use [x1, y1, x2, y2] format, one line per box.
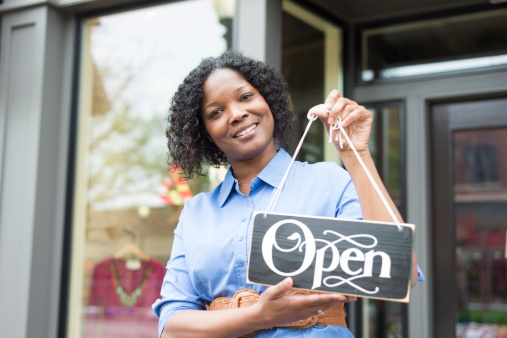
[113, 242, 151, 261]
[113, 227, 150, 262]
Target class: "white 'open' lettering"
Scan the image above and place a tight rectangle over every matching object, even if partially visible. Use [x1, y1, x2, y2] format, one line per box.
[261, 219, 392, 293]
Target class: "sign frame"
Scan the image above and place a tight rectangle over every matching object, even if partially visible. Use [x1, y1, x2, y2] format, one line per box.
[246, 212, 415, 303]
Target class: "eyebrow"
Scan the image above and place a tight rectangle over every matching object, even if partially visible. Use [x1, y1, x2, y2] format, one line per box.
[203, 85, 250, 110]
[204, 101, 219, 110]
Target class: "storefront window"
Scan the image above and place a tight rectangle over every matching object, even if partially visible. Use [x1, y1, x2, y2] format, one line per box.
[68, 1, 235, 336]
[361, 9, 507, 82]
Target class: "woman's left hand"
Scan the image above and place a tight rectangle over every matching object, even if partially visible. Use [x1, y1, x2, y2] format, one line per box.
[308, 90, 373, 156]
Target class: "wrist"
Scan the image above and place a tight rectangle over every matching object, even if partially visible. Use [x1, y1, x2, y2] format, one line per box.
[339, 149, 371, 164]
[242, 302, 267, 332]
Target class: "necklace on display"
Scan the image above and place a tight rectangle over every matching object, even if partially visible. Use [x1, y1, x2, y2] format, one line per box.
[110, 261, 152, 307]
[238, 182, 251, 187]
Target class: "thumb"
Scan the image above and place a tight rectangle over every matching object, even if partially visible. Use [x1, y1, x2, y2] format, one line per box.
[263, 277, 293, 300]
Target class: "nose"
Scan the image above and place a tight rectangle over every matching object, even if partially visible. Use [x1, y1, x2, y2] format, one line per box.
[228, 105, 248, 124]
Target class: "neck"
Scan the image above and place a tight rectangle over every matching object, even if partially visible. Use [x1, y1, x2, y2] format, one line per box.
[230, 147, 277, 185]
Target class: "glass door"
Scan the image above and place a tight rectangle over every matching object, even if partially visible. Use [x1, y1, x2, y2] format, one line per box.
[431, 96, 507, 337]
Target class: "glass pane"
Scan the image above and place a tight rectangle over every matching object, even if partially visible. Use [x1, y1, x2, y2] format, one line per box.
[367, 104, 403, 209]
[283, 11, 325, 163]
[454, 128, 507, 337]
[70, 1, 234, 337]
[362, 9, 507, 81]
[362, 103, 406, 338]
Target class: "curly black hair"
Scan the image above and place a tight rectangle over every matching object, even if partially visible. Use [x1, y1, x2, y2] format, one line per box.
[166, 50, 294, 180]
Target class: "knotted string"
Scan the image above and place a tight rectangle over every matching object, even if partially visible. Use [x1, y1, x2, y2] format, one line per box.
[264, 111, 403, 232]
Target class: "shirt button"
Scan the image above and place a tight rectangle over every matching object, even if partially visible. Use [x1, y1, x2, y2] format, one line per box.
[237, 260, 244, 267]
[241, 218, 247, 222]
[237, 235, 244, 241]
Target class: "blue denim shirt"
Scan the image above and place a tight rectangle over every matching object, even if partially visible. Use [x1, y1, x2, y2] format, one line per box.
[153, 149, 424, 337]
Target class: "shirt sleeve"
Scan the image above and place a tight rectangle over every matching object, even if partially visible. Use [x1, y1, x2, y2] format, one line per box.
[152, 209, 205, 337]
[416, 265, 425, 284]
[328, 163, 363, 220]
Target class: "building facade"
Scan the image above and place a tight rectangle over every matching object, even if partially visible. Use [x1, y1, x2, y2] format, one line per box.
[0, 0, 506, 337]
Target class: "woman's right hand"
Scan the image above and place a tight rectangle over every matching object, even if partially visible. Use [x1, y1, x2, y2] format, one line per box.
[162, 278, 356, 338]
[253, 277, 356, 328]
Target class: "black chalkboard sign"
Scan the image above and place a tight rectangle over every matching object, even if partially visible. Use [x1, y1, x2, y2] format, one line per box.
[247, 212, 414, 302]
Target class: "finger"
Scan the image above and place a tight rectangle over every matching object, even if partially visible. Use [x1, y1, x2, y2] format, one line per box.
[315, 293, 348, 304]
[324, 90, 342, 110]
[294, 292, 348, 308]
[263, 277, 293, 300]
[327, 97, 347, 126]
[328, 98, 358, 126]
[312, 291, 359, 304]
[341, 106, 371, 128]
[299, 297, 349, 315]
[307, 104, 330, 120]
[339, 103, 358, 125]
[315, 296, 357, 313]
[314, 294, 357, 309]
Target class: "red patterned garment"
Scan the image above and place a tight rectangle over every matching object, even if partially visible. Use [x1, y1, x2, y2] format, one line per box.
[85, 257, 166, 338]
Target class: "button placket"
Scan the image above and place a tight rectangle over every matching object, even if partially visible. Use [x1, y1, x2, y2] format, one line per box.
[234, 196, 253, 280]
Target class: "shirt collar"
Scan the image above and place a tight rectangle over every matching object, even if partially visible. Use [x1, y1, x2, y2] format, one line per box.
[219, 170, 235, 207]
[257, 148, 291, 189]
[218, 149, 292, 207]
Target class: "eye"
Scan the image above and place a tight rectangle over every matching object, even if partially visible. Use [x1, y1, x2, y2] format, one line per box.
[240, 93, 254, 101]
[209, 109, 223, 118]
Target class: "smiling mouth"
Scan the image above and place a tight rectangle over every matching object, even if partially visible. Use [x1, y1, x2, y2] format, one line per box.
[234, 124, 257, 138]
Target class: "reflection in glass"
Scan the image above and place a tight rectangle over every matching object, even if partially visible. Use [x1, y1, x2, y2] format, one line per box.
[454, 128, 507, 337]
[70, 1, 234, 337]
[283, 11, 325, 163]
[362, 9, 507, 81]
[367, 104, 404, 212]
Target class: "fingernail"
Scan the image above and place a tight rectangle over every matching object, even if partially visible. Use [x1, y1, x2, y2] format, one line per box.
[284, 278, 291, 287]
[328, 117, 334, 126]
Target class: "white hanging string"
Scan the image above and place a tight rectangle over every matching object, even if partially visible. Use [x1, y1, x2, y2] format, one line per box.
[264, 112, 318, 217]
[264, 112, 403, 232]
[331, 117, 402, 231]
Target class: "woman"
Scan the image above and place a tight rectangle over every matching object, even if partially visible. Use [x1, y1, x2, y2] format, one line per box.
[153, 50, 423, 338]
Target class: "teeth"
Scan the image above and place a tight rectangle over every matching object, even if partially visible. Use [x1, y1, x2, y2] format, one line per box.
[235, 124, 256, 137]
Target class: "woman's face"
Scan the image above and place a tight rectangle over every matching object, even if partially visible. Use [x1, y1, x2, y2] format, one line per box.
[201, 68, 276, 164]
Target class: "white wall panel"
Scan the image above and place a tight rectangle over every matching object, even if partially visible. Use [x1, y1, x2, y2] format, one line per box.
[234, 0, 282, 70]
[0, 15, 40, 338]
[0, 5, 71, 338]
